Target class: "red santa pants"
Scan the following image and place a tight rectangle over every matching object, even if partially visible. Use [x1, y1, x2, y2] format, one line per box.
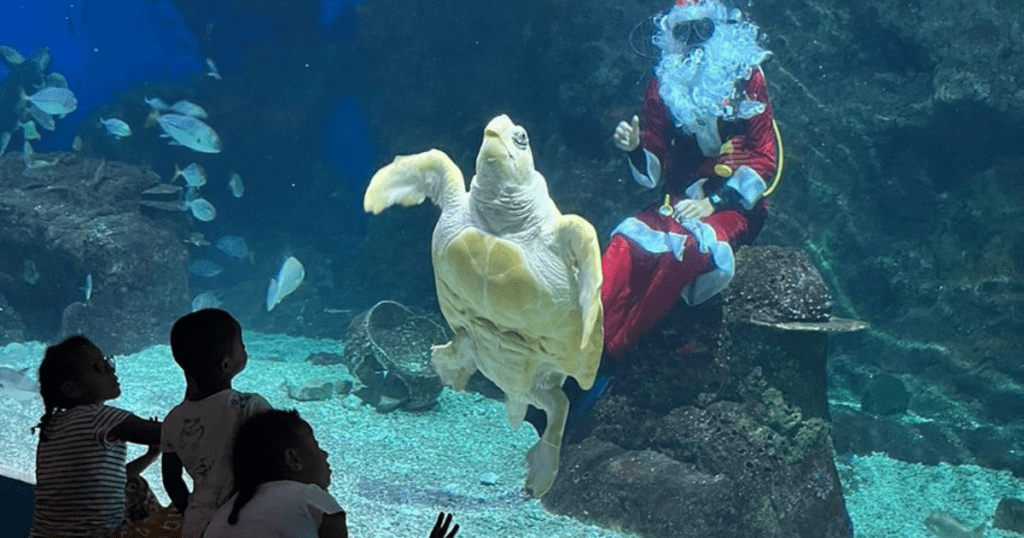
[601, 203, 764, 360]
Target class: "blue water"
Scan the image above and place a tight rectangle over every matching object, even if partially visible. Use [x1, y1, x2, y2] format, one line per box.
[1, 0, 371, 187]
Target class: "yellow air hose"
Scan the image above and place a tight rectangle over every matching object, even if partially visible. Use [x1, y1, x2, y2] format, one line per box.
[762, 119, 784, 198]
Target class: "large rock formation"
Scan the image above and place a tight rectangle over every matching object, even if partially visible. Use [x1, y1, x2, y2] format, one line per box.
[539, 246, 857, 538]
[0, 153, 189, 354]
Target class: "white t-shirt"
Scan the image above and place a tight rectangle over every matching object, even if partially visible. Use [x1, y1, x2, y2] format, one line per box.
[161, 389, 272, 538]
[203, 480, 344, 538]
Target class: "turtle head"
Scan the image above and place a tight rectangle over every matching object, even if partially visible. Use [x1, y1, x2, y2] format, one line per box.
[476, 114, 535, 186]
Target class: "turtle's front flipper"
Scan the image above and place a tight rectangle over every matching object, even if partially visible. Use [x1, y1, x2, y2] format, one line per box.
[556, 215, 603, 352]
[364, 149, 466, 214]
[525, 384, 569, 497]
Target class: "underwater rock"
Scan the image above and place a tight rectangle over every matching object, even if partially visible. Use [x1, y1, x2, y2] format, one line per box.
[723, 246, 866, 332]
[0, 153, 189, 353]
[544, 245, 854, 538]
[860, 373, 910, 416]
[994, 497, 1024, 533]
[342, 300, 447, 413]
[283, 379, 340, 402]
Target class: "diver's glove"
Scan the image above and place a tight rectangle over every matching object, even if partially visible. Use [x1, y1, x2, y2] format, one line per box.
[614, 115, 640, 152]
[707, 185, 744, 211]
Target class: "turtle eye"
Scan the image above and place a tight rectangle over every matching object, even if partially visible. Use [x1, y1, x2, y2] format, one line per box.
[512, 129, 528, 150]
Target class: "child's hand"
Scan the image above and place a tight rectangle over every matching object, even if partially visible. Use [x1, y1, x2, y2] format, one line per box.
[428, 511, 459, 538]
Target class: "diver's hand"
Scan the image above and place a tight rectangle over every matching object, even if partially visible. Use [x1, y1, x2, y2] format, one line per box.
[427, 511, 459, 538]
[673, 198, 714, 220]
[614, 115, 640, 152]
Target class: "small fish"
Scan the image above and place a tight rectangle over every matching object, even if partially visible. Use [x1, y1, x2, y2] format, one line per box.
[45, 72, 68, 88]
[144, 96, 170, 111]
[189, 259, 223, 277]
[173, 163, 207, 187]
[140, 200, 187, 212]
[215, 235, 250, 260]
[205, 58, 221, 79]
[141, 183, 183, 196]
[923, 510, 985, 538]
[191, 291, 222, 311]
[72, 136, 82, 152]
[32, 49, 50, 71]
[1, 131, 10, 155]
[22, 140, 34, 168]
[266, 256, 305, 311]
[21, 259, 39, 285]
[100, 117, 131, 139]
[0, 367, 40, 403]
[227, 171, 244, 198]
[185, 197, 216, 222]
[19, 121, 40, 141]
[183, 232, 211, 247]
[28, 103, 56, 131]
[153, 112, 221, 153]
[170, 99, 209, 119]
[0, 45, 25, 65]
[21, 87, 78, 116]
[83, 274, 93, 301]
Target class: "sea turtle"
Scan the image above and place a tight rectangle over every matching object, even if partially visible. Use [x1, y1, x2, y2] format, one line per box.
[363, 114, 603, 497]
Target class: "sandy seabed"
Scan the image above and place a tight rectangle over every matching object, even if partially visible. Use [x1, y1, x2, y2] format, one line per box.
[5, 333, 1024, 537]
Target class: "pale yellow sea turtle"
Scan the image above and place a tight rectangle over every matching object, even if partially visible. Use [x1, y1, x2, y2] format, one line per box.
[363, 114, 603, 497]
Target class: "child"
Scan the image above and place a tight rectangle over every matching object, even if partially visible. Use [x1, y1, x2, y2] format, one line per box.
[30, 335, 162, 538]
[204, 409, 460, 538]
[161, 308, 272, 538]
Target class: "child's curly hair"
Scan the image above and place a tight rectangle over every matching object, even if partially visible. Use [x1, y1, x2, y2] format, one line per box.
[34, 335, 97, 441]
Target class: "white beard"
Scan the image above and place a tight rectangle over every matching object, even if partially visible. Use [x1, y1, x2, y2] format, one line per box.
[654, 14, 771, 156]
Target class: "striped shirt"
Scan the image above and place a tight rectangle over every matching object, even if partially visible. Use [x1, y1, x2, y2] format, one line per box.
[30, 404, 132, 538]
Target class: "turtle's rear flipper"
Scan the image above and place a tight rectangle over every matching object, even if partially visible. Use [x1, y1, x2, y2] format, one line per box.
[525, 384, 568, 497]
[364, 149, 466, 214]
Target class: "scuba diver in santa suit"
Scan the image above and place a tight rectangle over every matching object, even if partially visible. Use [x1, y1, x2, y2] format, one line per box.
[529, 0, 781, 438]
[603, 0, 780, 361]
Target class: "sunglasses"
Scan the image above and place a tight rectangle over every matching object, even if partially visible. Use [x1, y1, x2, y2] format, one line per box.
[672, 18, 715, 46]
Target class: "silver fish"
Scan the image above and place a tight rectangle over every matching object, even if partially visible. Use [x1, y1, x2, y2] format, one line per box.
[45, 72, 68, 88]
[228, 171, 244, 198]
[0, 367, 39, 403]
[155, 113, 221, 153]
[100, 117, 132, 139]
[32, 49, 50, 71]
[215, 235, 250, 260]
[83, 274, 93, 301]
[174, 162, 207, 187]
[0, 45, 25, 65]
[28, 103, 56, 131]
[144, 96, 170, 111]
[19, 121, 40, 141]
[186, 197, 217, 222]
[170, 99, 208, 119]
[923, 510, 985, 538]
[191, 291, 222, 311]
[189, 259, 223, 277]
[22, 87, 78, 116]
[266, 256, 305, 311]
[205, 58, 221, 80]
[183, 232, 211, 247]
[141, 183, 183, 196]
[1, 131, 10, 155]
